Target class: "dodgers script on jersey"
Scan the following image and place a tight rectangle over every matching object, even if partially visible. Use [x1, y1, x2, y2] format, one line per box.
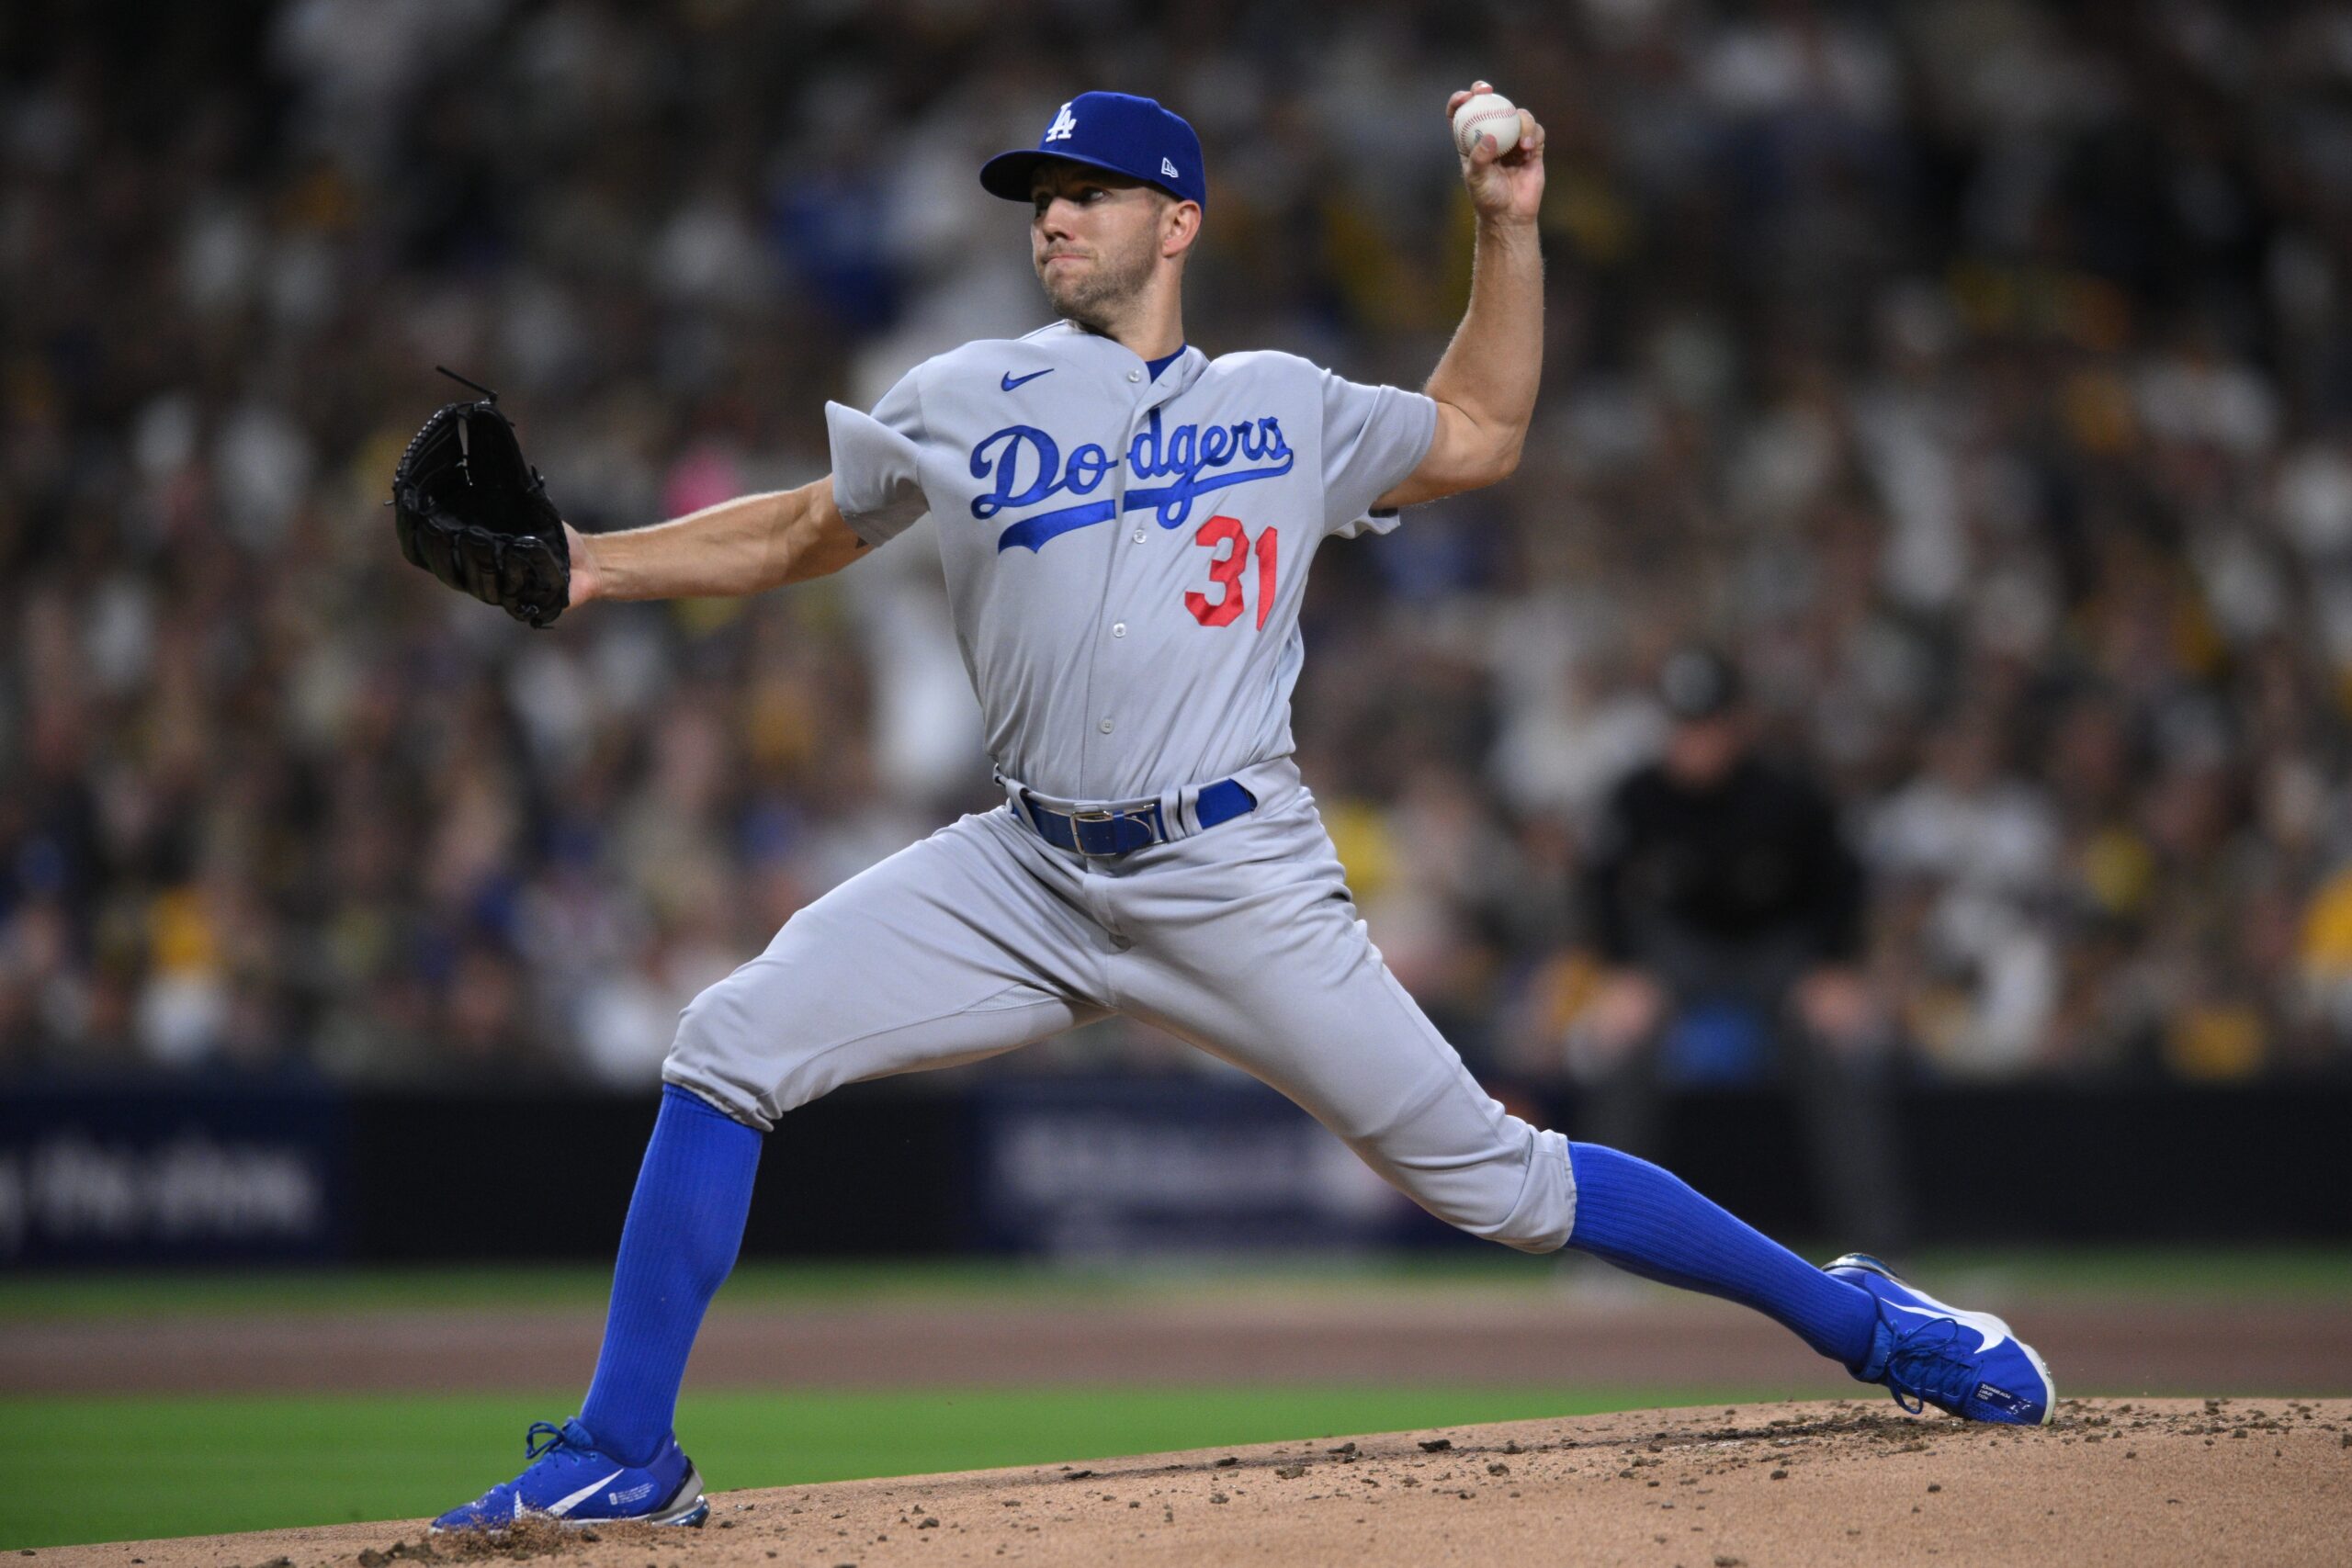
[825, 321, 1437, 803]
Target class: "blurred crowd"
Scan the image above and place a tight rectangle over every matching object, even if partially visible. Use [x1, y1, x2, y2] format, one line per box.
[8, 0, 2352, 1090]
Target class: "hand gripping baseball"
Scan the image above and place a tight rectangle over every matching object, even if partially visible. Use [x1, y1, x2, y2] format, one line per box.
[1447, 81, 1545, 223]
[390, 367, 572, 628]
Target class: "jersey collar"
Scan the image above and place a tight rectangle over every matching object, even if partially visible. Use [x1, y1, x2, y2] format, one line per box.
[1035, 320, 1206, 399]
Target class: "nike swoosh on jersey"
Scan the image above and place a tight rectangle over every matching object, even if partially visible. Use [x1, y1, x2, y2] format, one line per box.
[1884, 1299, 2012, 1357]
[1001, 368, 1054, 391]
[548, 1469, 625, 1517]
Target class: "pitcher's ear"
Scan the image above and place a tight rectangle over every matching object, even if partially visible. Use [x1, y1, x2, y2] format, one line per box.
[1165, 198, 1203, 257]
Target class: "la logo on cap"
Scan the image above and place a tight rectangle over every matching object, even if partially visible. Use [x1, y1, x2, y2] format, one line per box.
[1045, 103, 1078, 142]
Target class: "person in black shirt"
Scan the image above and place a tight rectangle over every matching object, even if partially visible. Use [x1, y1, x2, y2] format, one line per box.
[1576, 648, 1911, 1250]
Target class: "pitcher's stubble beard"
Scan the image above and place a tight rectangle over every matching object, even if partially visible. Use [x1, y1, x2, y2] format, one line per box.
[1040, 227, 1160, 333]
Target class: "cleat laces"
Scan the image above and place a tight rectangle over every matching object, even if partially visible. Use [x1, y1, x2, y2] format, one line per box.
[524, 1420, 577, 1461]
[1879, 1315, 1983, 1416]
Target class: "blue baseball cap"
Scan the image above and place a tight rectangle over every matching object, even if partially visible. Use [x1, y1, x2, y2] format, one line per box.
[980, 92, 1207, 210]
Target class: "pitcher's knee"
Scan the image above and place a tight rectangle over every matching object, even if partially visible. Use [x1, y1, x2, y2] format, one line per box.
[662, 965, 786, 1132]
[1476, 1135, 1577, 1254]
[1389, 1125, 1578, 1255]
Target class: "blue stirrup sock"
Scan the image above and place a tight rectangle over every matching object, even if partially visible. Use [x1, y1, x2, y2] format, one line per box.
[1566, 1142, 1879, 1368]
[580, 1084, 763, 1465]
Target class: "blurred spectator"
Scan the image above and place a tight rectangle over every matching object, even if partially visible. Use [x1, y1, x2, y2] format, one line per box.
[1864, 714, 2064, 1077]
[1559, 648, 1910, 1249]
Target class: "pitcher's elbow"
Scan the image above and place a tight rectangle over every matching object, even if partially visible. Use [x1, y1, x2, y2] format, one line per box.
[1487, 432, 1527, 485]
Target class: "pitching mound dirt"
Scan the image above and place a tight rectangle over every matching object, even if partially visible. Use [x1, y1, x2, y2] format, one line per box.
[31, 1398, 2351, 1568]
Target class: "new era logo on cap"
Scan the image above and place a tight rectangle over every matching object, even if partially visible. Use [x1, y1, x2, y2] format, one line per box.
[979, 91, 1208, 210]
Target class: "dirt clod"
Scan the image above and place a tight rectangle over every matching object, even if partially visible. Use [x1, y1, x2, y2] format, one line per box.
[1418, 1439, 1452, 1453]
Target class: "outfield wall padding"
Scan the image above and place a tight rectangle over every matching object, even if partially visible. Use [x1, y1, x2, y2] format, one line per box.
[0, 1075, 2344, 1264]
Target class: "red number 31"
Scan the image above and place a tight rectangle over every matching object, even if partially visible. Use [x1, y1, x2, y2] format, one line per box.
[1184, 514, 1279, 629]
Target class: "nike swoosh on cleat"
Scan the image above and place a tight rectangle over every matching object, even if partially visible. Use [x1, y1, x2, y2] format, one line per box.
[548, 1470, 625, 1517]
[1001, 368, 1053, 390]
[1883, 1300, 2012, 1357]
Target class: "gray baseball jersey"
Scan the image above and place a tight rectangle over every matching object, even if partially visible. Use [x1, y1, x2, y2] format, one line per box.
[824, 321, 1437, 802]
[662, 318, 1579, 1258]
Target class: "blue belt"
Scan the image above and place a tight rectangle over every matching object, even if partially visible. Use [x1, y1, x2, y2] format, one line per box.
[1020, 777, 1259, 858]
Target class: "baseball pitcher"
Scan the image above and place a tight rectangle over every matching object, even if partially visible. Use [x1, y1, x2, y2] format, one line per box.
[402, 86, 2054, 1531]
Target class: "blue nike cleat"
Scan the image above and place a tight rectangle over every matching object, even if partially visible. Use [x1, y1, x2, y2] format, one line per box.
[1828, 1253, 2056, 1426]
[431, 1418, 709, 1532]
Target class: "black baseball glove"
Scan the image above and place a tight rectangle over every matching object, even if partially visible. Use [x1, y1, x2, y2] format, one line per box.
[390, 367, 571, 628]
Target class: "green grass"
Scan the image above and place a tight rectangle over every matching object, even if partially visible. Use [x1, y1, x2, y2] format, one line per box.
[3, 1247, 2346, 1321]
[0, 1385, 1776, 1550]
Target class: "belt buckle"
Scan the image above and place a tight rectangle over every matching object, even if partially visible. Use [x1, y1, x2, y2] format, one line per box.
[1070, 805, 1148, 859]
[1070, 807, 1115, 860]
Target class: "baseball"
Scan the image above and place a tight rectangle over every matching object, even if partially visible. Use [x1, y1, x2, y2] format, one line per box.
[1453, 90, 1521, 158]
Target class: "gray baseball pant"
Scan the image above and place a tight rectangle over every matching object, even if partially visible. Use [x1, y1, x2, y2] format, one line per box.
[662, 761, 1578, 1252]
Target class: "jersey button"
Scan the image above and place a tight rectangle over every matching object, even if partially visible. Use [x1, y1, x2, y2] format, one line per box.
[1126, 370, 1141, 383]
[1112, 622, 1127, 637]
[1098, 719, 1114, 734]
[1131, 529, 1147, 544]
